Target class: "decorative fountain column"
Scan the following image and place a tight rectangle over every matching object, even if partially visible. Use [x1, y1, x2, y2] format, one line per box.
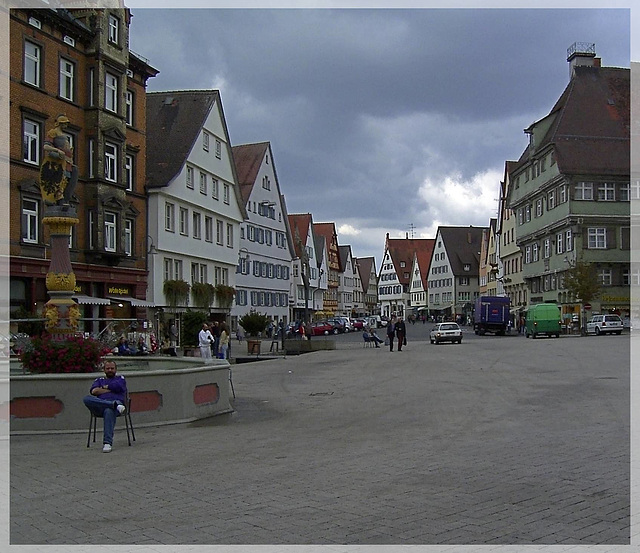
[39, 114, 80, 337]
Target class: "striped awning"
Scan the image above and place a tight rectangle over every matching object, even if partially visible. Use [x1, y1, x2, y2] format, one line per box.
[107, 296, 156, 308]
[73, 295, 111, 305]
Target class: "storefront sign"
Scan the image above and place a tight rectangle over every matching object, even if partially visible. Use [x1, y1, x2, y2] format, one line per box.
[107, 286, 130, 296]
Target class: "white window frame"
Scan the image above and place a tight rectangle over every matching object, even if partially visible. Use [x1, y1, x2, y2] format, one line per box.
[223, 183, 230, 204]
[186, 166, 194, 189]
[598, 269, 612, 286]
[104, 142, 118, 182]
[59, 58, 75, 101]
[199, 172, 207, 195]
[620, 182, 630, 201]
[543, 238, 550, 259]
[216, 220, 224, 245]
[88, 138, 95, 178]
[22, 198, 38, 243]
[125, 154, 134, 191]
[556, 233, 564, 254]
[565, 229, 573, 252]
[125, 89, 134, 126]
[174, 260, 183, 280]
[215, 139, 221, 159]
[203, 132, 210, 152]
[23, 118, 40, 165]
[575, 182, 593, 200]
[193, 212, 202, 240]
[104, 211, 117, 252]
[164, 258, 173, 281]
[525, 246, 531, 264]
[205, 216, 213, 242]
[548, 190, 555, 210]
[24, 40, 41, 87]
[179, 207, 188, 235]
[105, 72, 118, 113]
[108, 14, 119, 44]
[597, 182, 615, 201]
[535, 198, 543, 217]
[211, 178, 219, 199]
[587, 228, 607, 249]
[226, 223, 233, 247]
[124, 219, 133, 256]
[165, 202, 175, 232]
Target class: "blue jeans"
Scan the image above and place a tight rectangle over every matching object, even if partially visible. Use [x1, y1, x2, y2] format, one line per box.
[83, 396, 122, 445]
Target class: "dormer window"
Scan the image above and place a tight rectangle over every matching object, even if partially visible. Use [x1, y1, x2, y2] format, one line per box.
[463, 264, 470, 272]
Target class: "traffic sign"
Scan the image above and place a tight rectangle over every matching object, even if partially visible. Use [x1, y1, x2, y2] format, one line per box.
[584, 303, 592, 310]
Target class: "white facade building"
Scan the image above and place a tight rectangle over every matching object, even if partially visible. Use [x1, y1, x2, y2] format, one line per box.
[231, 142, 294, 325]
[146, 91, 246, 331]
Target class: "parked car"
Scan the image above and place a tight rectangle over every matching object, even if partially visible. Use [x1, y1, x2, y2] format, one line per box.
[329, 319, 346, 333]
[351, 318, 365, 330]
[430, 322, 463, 344]
[310, 321, 338, 336]
[334, 317, 352, 332]
[586, 314, 623, 335]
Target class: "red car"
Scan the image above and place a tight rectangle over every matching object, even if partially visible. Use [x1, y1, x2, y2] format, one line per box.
[311, 321, 338, 335]
[351, 318, 365, 330]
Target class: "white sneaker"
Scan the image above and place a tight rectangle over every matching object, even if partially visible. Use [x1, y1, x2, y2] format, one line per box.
[102, 444, 112, 453]
[116, 404, 126, 415]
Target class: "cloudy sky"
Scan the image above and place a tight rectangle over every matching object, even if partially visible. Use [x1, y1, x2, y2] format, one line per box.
[128, 7, 630, 266]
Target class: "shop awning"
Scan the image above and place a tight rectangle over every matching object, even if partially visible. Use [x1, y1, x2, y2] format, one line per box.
[73, 294, 111, 305]
[107, 296, 156, 308]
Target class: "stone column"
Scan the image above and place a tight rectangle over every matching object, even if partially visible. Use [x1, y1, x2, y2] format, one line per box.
[42, 206, 80, 337]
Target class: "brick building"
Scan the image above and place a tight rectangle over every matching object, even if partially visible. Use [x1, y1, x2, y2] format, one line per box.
[9, 7, 157, 334]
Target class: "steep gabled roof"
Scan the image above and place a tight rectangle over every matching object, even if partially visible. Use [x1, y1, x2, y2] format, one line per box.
[386, 238, 434, 286]
[232, 142, 270, 204]
[414, 240, 435, 288]
[338, 245, 352, 273]
[313, 222, 341, 271]
[356, 256, 374, 287]
[313, 233, 326, 270]
[439, 226, 486, 276]
[146, 90, 218, 187]
[515, 66, 630, 176]
[288, 213, 313, 258]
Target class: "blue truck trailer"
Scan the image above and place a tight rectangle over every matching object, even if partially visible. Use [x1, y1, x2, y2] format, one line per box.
[473, 296, 511, 335]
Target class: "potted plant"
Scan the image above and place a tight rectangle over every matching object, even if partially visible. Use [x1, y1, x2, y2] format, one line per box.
[238, 310, 270, 354]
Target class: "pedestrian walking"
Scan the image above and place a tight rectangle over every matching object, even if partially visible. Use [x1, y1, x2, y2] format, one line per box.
[395, 317, 407, 351]
[387, 316, 397, 351]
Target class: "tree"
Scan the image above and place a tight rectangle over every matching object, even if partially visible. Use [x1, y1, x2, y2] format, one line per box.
[563, 261, 601, 334]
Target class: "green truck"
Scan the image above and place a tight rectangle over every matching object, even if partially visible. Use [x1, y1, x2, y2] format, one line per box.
[525, 303, 562, 338]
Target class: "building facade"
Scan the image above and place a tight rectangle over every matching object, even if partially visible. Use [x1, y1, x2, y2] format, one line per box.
[145, 90, 246, 338]
[507, 44, 630, 325]
[232, 142, 294, 326]
[10, 7, 157, 335]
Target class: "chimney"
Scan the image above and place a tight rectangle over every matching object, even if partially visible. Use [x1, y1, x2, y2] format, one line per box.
[567, 42, 597, 79]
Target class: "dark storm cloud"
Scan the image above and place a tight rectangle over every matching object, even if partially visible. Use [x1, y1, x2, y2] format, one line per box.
[129, 7, 630, 259]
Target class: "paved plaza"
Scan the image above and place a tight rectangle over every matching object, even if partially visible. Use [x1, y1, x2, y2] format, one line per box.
[8, 326, 631, 552]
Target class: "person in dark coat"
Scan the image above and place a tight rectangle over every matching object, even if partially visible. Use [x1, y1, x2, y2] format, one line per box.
[395, 317, 407, 351]
[386, 316, 397, 352]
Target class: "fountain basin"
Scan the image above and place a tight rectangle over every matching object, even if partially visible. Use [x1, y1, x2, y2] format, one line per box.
[9, 357, 233, 434]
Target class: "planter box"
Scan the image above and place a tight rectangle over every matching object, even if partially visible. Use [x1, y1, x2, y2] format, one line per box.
[9, 357, 233, 434]
[284, 339, 335, 354]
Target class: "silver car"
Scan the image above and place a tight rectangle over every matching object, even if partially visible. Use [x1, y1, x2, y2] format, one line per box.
[586, 314, 623, 335]
[430, 322, 463, 344]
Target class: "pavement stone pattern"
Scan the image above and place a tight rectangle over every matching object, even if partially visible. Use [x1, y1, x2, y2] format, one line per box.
[8, 326, 631, 552]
